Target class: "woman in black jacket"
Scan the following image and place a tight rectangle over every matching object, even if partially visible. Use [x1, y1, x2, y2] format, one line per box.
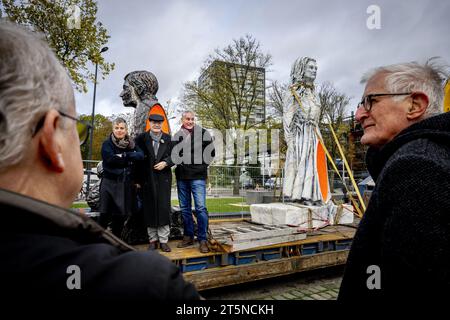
[99, 117, 143, 238]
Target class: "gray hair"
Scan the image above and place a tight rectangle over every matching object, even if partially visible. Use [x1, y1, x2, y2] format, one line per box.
[182, 110, 195, 119]
[361, 58, 449, 117]
[112, 117, 128, 129]
[0, 21, 73, 171]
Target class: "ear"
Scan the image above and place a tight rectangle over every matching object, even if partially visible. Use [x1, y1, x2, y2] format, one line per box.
[406, 91, 429, 121]
[134, 84, 144, 97]
[38, 109, 65, 173]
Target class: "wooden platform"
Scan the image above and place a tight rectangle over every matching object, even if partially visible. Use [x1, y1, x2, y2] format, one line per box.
[134, 220, 356, 290]
[185, 250, 350, 291]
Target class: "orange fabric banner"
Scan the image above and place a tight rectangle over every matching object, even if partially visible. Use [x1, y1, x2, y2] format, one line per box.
[145, 103, 171, 134]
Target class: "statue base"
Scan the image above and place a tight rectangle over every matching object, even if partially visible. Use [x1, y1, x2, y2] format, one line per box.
[249, 202, 353, 228]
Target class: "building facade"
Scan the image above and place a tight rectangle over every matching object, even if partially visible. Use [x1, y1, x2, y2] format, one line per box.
[199, 60, 266, 126]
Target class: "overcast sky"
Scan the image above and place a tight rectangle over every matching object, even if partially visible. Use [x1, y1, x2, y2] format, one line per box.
[75, 0, 450, 125]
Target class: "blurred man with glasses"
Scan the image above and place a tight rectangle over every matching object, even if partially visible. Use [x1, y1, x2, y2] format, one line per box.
[0, 21, 199, 301]
[339, 59, 450, 301]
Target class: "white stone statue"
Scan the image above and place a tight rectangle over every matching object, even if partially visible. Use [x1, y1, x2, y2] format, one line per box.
[283, 57, 330, 204]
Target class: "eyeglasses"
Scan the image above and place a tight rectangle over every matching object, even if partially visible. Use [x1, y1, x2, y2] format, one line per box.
[357, 92, 412, 112]
[32, 110, 92, 146]
[60, 111, 92, 146]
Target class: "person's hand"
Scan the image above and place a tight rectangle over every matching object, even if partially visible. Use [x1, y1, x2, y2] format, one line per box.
[135, 184, 141, 189]
[154, 161, 167, 170]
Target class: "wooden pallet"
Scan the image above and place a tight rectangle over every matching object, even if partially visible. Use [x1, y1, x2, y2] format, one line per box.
[212, 222, 307, 252]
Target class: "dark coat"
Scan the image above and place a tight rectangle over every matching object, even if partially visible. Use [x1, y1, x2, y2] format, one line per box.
[172, 125, 215, 180]
[135, 132, 174, 228]
[101, 135, 143, 179]
[100, 135, 144, 216]
[338, 112, 450, 301]
[0, 188, 200, 301]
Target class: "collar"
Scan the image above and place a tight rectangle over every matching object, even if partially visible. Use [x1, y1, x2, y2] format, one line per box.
[149, 131, 163, 142]
[182, 125, 194, 133]
[366, 112, 450, 180]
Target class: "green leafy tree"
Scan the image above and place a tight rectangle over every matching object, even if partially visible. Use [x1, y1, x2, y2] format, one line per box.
[1, 0, 114, 92]
[80, 113, 111, 161]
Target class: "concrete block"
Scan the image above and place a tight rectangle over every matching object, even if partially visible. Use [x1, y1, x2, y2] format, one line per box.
[333, 204, 354, 224]
[250, 203, 273, 225]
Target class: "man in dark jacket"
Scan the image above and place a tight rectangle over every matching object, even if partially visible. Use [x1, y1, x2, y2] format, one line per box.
[135, 114, 174, 252]
[172, 111, 215, 253]
[338, 60, 450, 301]
[0, 21, 199, 301]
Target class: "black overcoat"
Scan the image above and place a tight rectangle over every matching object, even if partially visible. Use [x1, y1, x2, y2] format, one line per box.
[0, 188, 200, 300]
[135, 132, 174, 228]
[338, 112, 450, 301]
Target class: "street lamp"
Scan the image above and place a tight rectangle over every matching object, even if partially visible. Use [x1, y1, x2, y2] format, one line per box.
[86, 46, 108, 195]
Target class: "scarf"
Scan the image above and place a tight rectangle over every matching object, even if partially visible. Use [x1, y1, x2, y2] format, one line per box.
[182, 125, 194, 136]
[111, 133, 134, 149]
[149, 131, 162, 143]
[149, 131, 163, 156]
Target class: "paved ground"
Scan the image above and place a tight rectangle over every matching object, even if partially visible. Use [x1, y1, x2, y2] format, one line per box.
[200, 265, 344, 300]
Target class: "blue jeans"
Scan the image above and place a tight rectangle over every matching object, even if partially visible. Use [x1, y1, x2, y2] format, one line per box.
[177, 179, 208, 241]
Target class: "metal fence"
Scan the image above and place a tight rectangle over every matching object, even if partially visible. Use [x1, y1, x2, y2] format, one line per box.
[79, 161, 284, 214]
[80, 160, 368, 215]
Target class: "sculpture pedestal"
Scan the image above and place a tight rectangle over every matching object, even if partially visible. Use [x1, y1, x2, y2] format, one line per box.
[250, 202, 353, 228]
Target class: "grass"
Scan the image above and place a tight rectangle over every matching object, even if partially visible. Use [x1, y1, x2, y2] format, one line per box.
[71, 197, 250, 213]
[71, 202, 88, 208]
[171, 197, 250, 213]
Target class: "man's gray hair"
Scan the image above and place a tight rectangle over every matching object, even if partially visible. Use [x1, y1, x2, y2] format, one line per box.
[361, 58, 449, 117]
[0, 21, 73, 171]
[182, 110, 195, 119]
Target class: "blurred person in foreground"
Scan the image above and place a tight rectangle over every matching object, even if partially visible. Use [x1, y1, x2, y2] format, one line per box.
[0, 21, 200, 301]
[338, 59, 450, 301]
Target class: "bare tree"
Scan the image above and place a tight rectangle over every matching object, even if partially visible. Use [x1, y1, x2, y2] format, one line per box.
[266, 80, 287, 120]
[318, 82, 349, 125]
[182, 35, 272, 195]
[266, 80, 288, 174]
[317, 82, 351, 191]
